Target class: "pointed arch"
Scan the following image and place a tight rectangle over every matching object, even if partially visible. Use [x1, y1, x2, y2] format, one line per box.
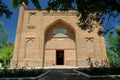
[45, 18, 76, 34]
[44, 19, 76, 43]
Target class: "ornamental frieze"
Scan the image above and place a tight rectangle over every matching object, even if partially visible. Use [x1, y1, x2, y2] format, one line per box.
[42, 11, 77, 16]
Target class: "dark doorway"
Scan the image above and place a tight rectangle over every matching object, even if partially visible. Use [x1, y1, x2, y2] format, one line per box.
[56, 50, 64, 65]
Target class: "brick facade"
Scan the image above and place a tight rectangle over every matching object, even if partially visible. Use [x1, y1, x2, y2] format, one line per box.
[10, 5, 107, 69]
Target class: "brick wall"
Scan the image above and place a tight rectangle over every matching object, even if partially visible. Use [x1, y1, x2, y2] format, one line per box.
[10, 7, 107, 68]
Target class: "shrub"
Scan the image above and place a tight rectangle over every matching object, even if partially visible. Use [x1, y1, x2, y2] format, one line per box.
[0, 69, 45, 77]
[78, 67, 120, 75]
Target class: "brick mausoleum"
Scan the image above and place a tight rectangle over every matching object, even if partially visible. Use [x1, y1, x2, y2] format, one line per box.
[10, 4, 107, 69]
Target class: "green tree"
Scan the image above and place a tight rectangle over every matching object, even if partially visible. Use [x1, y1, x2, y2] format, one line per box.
[107, 26, 120, 67]
[0, 42, 14, 68]
[0, 22, 12, 68]
[0, 22, 8, 49]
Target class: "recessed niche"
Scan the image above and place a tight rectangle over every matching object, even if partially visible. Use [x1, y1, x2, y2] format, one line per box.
[27, 26, 36, 29]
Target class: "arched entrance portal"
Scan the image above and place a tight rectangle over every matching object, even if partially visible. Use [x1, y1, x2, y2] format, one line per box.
[44, 19, 76, 67]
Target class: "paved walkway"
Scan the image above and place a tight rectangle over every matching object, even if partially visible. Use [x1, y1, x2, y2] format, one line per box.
[39, 69, 88, 80]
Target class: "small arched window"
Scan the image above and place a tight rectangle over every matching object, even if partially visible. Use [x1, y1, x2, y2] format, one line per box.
[53, 29, 67, 34]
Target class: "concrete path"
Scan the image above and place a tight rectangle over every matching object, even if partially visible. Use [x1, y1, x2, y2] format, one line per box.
[39, 69, 88, 80]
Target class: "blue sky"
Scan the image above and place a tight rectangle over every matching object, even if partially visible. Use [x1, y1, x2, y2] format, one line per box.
[0, 0, 48, 43]
[0, 0, 120, 43]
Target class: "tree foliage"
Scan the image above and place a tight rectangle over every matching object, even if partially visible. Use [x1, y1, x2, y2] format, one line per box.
[0, 0, 12, 19]
[12, 0, 41, 9]
[47, 0, 120, 21]
[0, 22, 8, 49]
[0, 42, 14, 60]
[107, 27, 120, 55]
[0, 42, 14, 68]
[0, 22, 12, 68]
[107, 26, 120, 67]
